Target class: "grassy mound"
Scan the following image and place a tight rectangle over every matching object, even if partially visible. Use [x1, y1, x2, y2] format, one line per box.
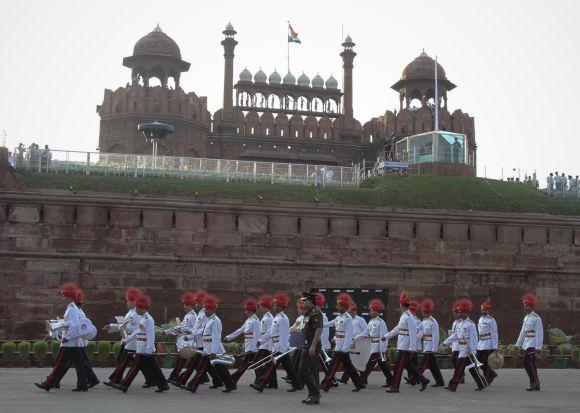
[13, 171, 580, 216]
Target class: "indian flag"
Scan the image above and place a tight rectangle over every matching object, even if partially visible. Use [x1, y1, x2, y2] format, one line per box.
[288, 23, 301, 44]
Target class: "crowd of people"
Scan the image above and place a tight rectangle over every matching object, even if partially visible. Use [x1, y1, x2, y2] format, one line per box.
[546, 172, 579, 196]
[8, 142, 52, 169]
[34, 284, 544, 405]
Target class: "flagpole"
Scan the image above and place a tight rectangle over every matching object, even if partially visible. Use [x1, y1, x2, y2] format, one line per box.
[287, 21, 290, 73]
[434, 55, 439, 131]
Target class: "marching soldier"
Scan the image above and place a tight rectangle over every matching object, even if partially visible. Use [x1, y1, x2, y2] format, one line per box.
[290, 299, 307, 377]
[353, 299, 393, 387]
[35, 283, 88, 392]
[251, 292, 302, 392]
[168, 292, 198, 384]
[298, 292, 323, 405]
[112, 295, 170, 393]
[443, 299, 485, 392]
[103, 287, 144, 387]
[338, 302, 368, 384]
[417, 299, 444, 387]
[184, 295, 237, 393]
[477, 298, 499, 384]
[448, 301, 464, 386]
[404, 300, 424, 386]
[225, 298, 261, 383]
[320, 293, 365, 392]
[254, 295, 277, 389]
[383, 291, 430, 393]
[516, 293, 543, 391]
[71, 289, 100, 389]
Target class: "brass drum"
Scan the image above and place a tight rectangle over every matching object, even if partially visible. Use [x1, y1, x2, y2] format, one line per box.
[488, 351, 504, 369]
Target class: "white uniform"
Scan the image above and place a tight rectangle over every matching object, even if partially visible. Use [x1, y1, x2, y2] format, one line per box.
[477, 315, 498, 350]
[443, 318, 478, 358]
[202, 314, 225, 355]
[325, 312, 354, 352]
[188, 308, 208, 348]
[291, 315, 305, 330]
[421, 316, 440, 353]
[516, 311, 543, 350]
[355, 316, 388, 353]
[226, 314, 261, 353]
[352, 315, 368, 337]
[125, 312, 156, 355]
[321, 313, 331, 350]
[261, 311, 291, 353]
[384, 310, 417, 351]
[259, 312, 274, 351]
[61, 302, 82, 348]
[107, 308, 140, 351]
[414, 316, 424, 352]
[450, 319, 461, 352]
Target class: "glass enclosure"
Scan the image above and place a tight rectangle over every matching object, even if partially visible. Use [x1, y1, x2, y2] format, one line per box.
[394, 131, 474, 166]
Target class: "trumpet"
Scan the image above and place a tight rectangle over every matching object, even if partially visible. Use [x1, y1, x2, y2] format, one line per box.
[249, 347, 297, 371]
[45, 318, 68, 340]
[211, 354, 236, 366]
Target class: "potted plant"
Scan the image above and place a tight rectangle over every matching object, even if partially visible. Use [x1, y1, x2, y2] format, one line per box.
[2, 341, 16, 368]
[32, 341, 48, 367]
[156, 320, 178, 368]
[50, 341, 61, 362]
[388, 346, 398, 369]
[85, 341, 97, 363]
[18, 341, 31, 367]
[554, 344, 571, 369]
[572, 348, 580, 369]
[112, 341, 123, 361]
[97, 341, 112, 367]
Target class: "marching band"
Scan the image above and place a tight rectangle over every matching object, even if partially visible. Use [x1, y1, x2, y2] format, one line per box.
[35, 283, 545, 404]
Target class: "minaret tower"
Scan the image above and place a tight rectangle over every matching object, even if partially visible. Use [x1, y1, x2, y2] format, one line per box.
[219, 23, 238, 132]
[340, 35, 356, 118]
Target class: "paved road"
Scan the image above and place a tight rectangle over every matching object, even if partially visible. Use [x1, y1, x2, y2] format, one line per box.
[0, 368, 578, 413]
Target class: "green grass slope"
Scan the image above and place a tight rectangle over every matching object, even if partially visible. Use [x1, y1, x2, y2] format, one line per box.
[12, 171, 580, 216]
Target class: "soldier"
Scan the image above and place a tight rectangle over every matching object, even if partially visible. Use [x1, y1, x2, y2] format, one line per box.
[383, 291, 430, 393]
[112, 295, 170, 393]
[225, 298, 261, 383]
[477, 298, 499, 384]
[417, 299, 444, 387]
[71, 289, 100, 389]
[251, 292, 301, 392]
[168, 292, 198, 384]
[516, 293, 543, 391]
[184, 295, 237, 393]
[103, 287, 144, 387]
[353, 299, 393, 387]
[254, 295, 277, 389]
[320, 293, 365, 392]
[339, 302, 368, 384]
[448, 301, 464, 386]
[35, 283, 88, 392]
[289, 299, 307, 379]
[298, 291, 323, 405]
[443, 299, 485, 392]
[404, 300, 424, 386]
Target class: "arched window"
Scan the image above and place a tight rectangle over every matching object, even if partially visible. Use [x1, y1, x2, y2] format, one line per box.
[251, 126, 255, 135]
[266, 128, 270, 136]
[295, 130, 298, 138]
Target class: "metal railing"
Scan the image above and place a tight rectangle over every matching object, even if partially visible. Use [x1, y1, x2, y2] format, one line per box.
[11, 149, 359, 188]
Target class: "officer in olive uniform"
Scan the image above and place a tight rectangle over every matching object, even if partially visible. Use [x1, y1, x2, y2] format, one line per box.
[299, 292, 323, 405]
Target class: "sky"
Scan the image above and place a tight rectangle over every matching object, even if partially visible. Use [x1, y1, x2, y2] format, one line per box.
[1, 0, 579, 183]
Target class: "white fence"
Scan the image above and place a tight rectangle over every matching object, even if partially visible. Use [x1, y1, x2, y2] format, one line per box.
[11, 149, 359, 188]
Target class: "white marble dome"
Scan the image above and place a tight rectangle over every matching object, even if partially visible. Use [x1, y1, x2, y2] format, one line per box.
[312, 73, 324, 88]
[325, 74, 338, 89]
[254, 68, 267, 83]
[269, 70, 281, 84]
[297, 72, 310, 87]
[283, 71, 296, 85]
[239, 67, 252, 82]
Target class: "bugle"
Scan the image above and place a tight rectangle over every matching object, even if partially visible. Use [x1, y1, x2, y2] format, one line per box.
[466, 343, 489, 389]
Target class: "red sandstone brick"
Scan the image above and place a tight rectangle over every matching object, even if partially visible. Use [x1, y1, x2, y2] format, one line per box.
[330, 218, 357, 237]
[238, 214, 268, 234]
[443, 223, 468, 241]
[389, 221, 414, 239]
[77, 206, 108, 226]
[524, 226, 547, 244]
[143, 209, 172, 229]
[175, 211, 204, 232]
[358, 219, 386, 239]
[549, 227, 573, 245]
[109, 208, 140, 228]
[0, 203, 6, 225]
[416, 222, 440, 239]
[497, 225, 522, 243]
[269, 216, 298, 235]
[8, 205, 40, 223]
[300, 217, 327, 236]
[43, 205, 75, 225]
[207, 213, 236, 233]
[470, 224, 496, 242]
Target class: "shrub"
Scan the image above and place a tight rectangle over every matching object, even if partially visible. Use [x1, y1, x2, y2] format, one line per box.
[85, 341, 97, 360]
[2, 341, 16, 361]
[572, 348, 580, 363]
[50, 341, 61, 358]
[32, 341, 48, 361]
[388, 346, 397, 361]
[18, 341, 31, 360]
[97, 341, 112, 361]
[112, 342, 123, 359]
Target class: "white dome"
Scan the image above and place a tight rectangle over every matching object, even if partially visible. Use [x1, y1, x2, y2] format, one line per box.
[283, 71, 296, 85]
[254, 68, 267, 83]
[239, 67, 252, 82]
[312, 73, 324, 88]
[297, 72, 310, 87]
[325, 74, 338, 89]
[269, 70, 281, 84]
